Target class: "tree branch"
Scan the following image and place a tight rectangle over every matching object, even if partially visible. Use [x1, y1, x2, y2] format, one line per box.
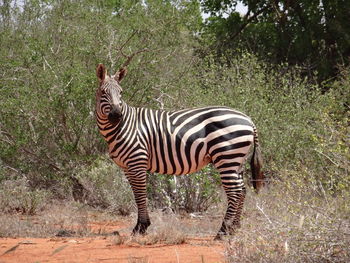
[230, 5, 270, 41]
[119, 47, 149, 68]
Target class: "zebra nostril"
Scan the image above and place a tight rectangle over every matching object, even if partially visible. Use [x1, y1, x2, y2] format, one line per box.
[108, 109, 122, 124]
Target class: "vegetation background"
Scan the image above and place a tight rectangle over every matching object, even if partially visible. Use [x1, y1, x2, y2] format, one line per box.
[0, 0, 349, 261]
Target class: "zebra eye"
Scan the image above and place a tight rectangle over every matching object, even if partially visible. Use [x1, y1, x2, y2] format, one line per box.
[99, 89, 106, 96]
[102, 105, 111, 115]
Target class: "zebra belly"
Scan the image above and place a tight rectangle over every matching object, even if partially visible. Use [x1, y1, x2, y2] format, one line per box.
[185, 154, 212, 174]
[148, 153, 211, 175]
[110, 154, 128, 170]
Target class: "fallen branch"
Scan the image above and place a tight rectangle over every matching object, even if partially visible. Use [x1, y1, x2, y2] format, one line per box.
[256, 202, 274, 227]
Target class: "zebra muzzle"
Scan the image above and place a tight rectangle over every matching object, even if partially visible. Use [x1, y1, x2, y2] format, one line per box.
[108, 105, 122, 124]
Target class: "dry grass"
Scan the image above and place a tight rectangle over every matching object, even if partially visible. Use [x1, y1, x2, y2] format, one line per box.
[224, 181, 350, 263]
[110, 212, 188, 246]
[0, 202, 93, 238]
[109, 210, 223, 246]
[3, 175, 348, 263]
[0, 178, 50, 215]
[0, 199, 219, 245]
[146, 212, 202, 244]
[132, 226, 186, 246]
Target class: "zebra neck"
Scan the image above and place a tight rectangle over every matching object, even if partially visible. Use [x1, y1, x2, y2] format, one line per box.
[97, 102, 133, 138]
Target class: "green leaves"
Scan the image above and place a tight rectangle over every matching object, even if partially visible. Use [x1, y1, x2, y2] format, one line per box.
[0, 0, 203, 193]
[200, 0, 350, 83]
[0, 0, 348, 203]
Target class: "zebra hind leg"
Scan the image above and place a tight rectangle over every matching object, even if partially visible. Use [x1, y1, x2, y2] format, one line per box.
[215, 171, 246, 239]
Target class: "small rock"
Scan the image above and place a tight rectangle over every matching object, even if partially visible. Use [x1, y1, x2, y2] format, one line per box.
[56, 229, 76, 237]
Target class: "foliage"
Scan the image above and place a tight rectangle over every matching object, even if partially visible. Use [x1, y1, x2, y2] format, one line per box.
[175, 53, 350, 193]
[74, 156, 135, 215]
[148, 165, 222, 213]
[0, 0, 201, 194]
[200, 0, 350, 83]
[0, 0, 349, 216]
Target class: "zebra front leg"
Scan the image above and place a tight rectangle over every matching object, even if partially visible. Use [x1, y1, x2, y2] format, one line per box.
[125, 170, 151, 235]
[216, 172, 246, 239]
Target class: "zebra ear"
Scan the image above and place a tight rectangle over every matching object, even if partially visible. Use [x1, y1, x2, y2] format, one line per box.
[96, 64, 106, 83]
[114, 67, 127, 82]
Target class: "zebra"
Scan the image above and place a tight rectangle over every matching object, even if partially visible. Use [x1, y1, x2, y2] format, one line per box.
[95, 64, 264, 239]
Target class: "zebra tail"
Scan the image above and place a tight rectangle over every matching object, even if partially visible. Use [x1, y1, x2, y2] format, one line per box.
[250, 128, 264, 192]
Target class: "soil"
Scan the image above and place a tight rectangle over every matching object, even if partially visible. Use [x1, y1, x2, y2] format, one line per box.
[0, 221, 225, 263]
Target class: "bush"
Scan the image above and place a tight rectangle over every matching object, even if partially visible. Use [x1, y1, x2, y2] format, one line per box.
[0, 0, 348, 215]
[0, 178, 50, 215]
[148, 165, 222, 213]
[74, 156, 135, 216]
[0, 0, 199, 198]
[175, 54, 349, 193]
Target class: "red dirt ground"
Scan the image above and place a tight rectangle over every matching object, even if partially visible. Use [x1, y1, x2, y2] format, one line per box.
[0, 222, 225, 263]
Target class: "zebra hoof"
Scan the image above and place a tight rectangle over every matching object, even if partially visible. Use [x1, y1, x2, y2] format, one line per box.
[216, 220, 240, 239]
[214, 232, 225, 240]
[132, 220, 151, 235]
[215, 228, 238, 240]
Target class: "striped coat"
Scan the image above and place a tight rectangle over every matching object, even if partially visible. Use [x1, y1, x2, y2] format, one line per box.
[95, 64, 263, 238]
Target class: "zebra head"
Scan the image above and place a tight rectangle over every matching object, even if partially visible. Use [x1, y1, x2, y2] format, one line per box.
[96, 64, 127, 125]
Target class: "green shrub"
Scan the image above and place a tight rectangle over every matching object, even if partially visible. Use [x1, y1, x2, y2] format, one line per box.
[0, 0, 199, 197]
[148, 165, 222, 213]
[0, 0, 348, 213]
[172, 54, 349, 194]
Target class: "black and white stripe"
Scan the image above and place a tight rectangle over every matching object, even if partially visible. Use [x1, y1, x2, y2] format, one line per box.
[95, 64, 263, 238]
